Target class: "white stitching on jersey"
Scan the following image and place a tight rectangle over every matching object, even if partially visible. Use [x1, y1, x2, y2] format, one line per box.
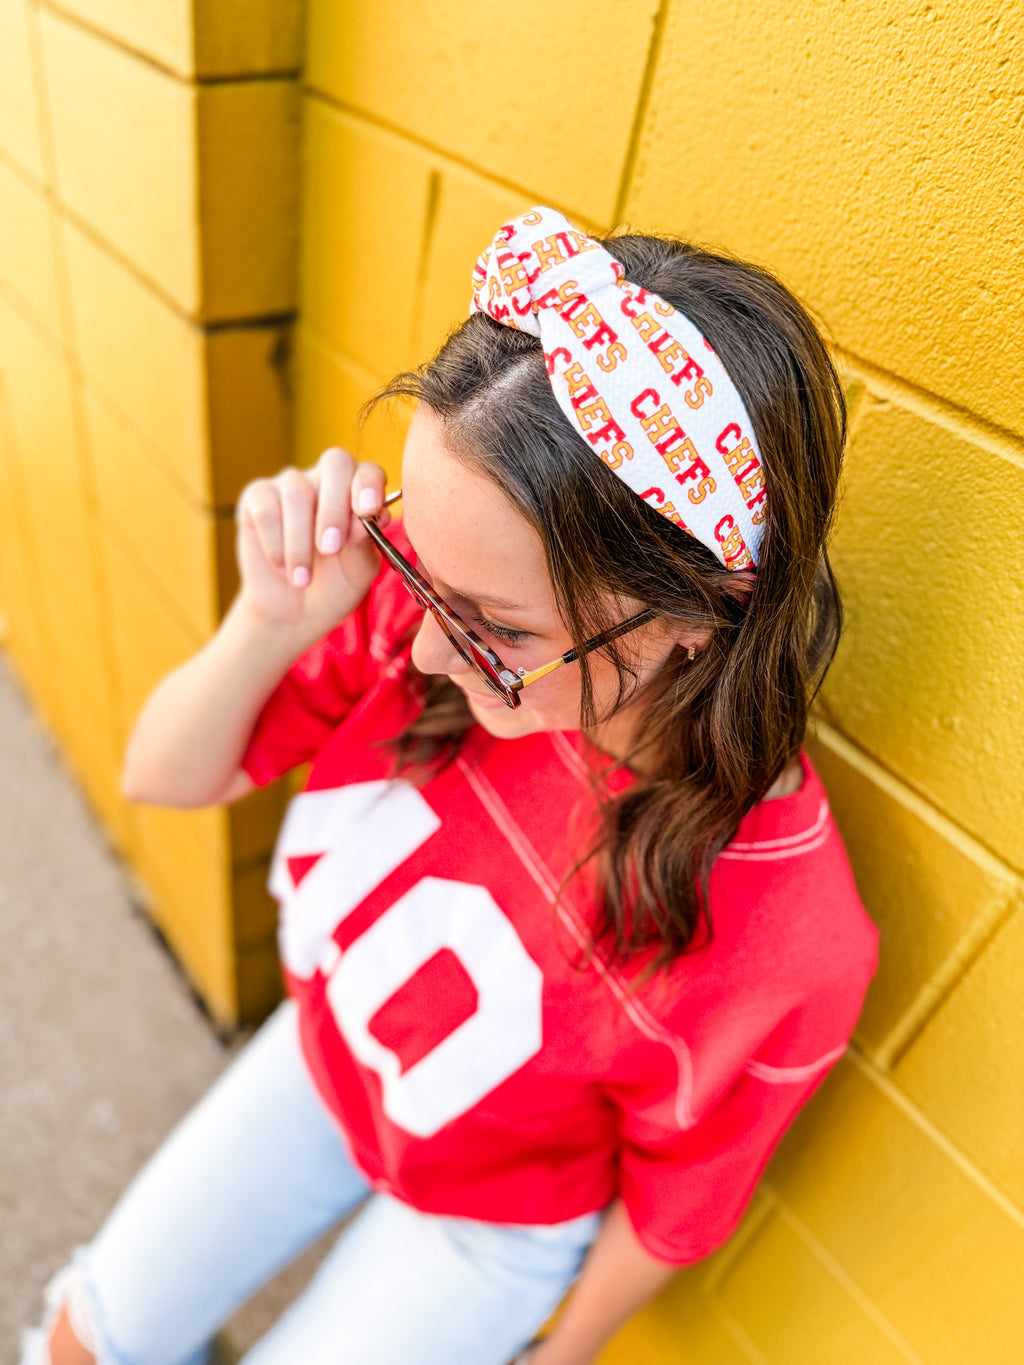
[745, 1042, 847, 1083]
[455, 758, 561, 904]
[457, 756, 697, 1130]
[724, 797, 829, 851]
[552, 900, 697, 1129]
[717, 825, 831, 862]
[549, 730, 589, 779]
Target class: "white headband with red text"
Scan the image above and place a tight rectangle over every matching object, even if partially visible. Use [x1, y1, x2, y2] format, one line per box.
[470, 206, 766, 570]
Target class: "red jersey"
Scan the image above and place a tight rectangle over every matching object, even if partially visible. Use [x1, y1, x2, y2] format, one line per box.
[242, 535, 877, 1265]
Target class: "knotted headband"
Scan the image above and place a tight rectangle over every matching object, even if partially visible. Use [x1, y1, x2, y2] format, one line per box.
[470, 206, 767, 570]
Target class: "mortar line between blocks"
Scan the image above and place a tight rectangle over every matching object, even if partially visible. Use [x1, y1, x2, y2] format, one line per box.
[301, 90, 611, 235]
[699, 1194, 776, 1295]
[810, 719, 1024, 885]
[701, 1295, 770, 1364]
[840, 372, 873, 442]
[299, 321, 385, 393]
[53, 198, 297, 332]
[26, 0, 129, 734]
[875, 895, 1020, 1069]
[846, 1047, 1024, 1229]
[39, 0, 191, 79]
[0, 141, 47, 190]
[612, 0, 670, 226]
[839, 351, 1024, 468]
[761, 1186, 926, 1362]
[409, 169, 442, 357]
[38, 0, 300, 87]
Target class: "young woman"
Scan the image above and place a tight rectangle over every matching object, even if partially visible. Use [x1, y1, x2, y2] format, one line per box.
[32, 207, 876, 1365]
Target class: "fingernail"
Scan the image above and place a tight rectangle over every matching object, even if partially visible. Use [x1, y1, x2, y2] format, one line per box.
[291, 565, 310, 588]
[319, 526, 342, 554]
[357, 487, 379, 514]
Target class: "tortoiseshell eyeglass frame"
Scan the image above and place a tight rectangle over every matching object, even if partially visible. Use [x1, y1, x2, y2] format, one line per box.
[360, 490, 659, 710]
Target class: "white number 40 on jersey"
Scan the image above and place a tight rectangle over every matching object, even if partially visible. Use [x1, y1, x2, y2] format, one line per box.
[269, 780, 543, 1137]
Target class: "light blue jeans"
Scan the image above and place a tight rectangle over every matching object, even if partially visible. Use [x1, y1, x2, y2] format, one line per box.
[24, 1000, 601, 1365]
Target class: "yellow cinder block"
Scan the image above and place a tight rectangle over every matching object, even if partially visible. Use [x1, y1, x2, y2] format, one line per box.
[895, 905, 1024, 1211]
[0, 391, 52, 691]
[100, 527, 203, 737]
[0, 530, 49, 683]
[231, 859, 277, 952]
[0, 0, 45, 179]
[126, 767, 238, 1023]
[0, 283, 67, 420]
[300, 99, 433, 379]
[86, 392, 219, 637]
[234, 933, 285, 1024]
[214, 514, 239, 619]
[132, 798, 231, 909]
[49, 682, 133, 852]
[196, 79, 299, 321]
[713, 1211, 911, 1363]
[206, 322, 294, 506]
[0, 160, 63, 339]
[131, 799, 236, 1024]
[819, 398, 1024, 869]
[46, 0, 303, 80]
[69, 236, 291, 509]
[46, 0, 194, 79]
[194, 0, 303, 79]
[0, 475, 53, 705]
[294, 327, 409, 487]
[625, 4, 1024, 435]
[65, 221, 209, 499]
[306, 0, 660, 227]
[294, 326, 369, 462]
[414, 168, 532, 362]
[0, 298, 114, 726]
[228, 778, 288, 867]
[808, 726, 1018, 1061]
[42, 10, 299, 319]
[5, 642, 66, 753]
[766, 1057, 1024, 1363]
[40, 8, 201, 312]
[19, 521, 112, 744]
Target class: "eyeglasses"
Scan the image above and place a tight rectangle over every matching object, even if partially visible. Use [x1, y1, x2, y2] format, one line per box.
[360, 490, 658, 710]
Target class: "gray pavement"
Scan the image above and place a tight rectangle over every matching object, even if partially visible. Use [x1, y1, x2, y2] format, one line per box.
[0, 653, 329, 1362]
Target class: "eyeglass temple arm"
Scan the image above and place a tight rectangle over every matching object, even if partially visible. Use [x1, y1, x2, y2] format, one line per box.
[515, 608, 659, 687]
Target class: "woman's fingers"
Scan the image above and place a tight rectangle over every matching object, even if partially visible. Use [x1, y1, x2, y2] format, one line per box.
[350, 462, 387, 523]
[238, 478, 286, 575]
[313, 451, 389, 557]
[237, 449, 387, 594]
[313, 447, 356, 556]
[277, 467, 316, 585]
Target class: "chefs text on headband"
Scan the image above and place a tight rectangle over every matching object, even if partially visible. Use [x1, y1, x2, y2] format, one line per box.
[470, 206, 767, 570]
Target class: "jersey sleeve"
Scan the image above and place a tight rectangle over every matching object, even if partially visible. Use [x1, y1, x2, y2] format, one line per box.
[240, 526, 420, 787]
[607, 959, 876, 1265]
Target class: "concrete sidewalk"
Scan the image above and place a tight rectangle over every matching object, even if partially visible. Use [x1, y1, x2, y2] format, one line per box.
[0, 655, 326, 1361]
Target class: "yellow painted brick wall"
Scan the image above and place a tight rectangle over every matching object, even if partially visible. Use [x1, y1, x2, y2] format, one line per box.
[295, 2, 1024, 1360]
[0, 0, 302, 1024]
[1, 0, 1021, 1354]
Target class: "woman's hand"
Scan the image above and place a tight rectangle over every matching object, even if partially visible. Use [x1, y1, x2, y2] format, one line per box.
[235, 447, 389, 641]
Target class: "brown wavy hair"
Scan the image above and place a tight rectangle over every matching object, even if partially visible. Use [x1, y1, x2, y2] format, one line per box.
[367, 233, 845, 969]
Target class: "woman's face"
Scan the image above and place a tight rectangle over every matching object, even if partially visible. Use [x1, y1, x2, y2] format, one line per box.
[400, 405, 687, 752]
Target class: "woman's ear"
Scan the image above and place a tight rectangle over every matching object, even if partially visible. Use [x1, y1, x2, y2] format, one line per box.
[659, 619, 713, 658]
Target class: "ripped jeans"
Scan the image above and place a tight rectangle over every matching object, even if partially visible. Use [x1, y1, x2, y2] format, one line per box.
[22, 999, 601, 1365]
